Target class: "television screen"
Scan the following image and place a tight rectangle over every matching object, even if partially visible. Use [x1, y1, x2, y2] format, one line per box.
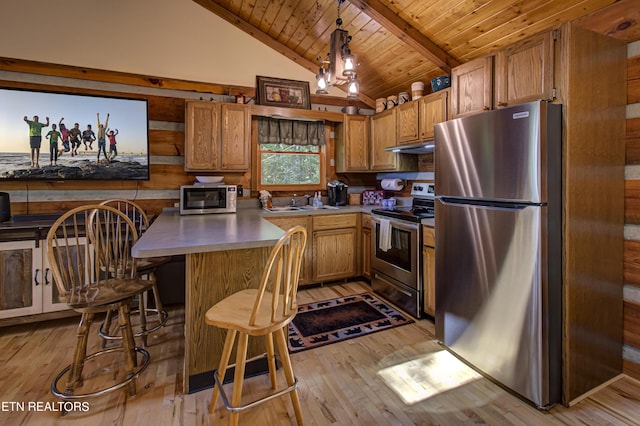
[0, 87, 149, 180]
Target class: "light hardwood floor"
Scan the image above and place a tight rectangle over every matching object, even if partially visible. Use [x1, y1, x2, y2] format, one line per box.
[1, 281, 639, 425]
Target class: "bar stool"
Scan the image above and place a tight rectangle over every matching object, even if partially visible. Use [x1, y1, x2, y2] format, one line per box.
[47, 205, 153, 400]
[97, 199, 169, 347]
[206, 226, 307, 425]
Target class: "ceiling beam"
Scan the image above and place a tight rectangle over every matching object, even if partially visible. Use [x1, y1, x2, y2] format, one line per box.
[191, 0, 376, 107]
[347, 0, 460, 73]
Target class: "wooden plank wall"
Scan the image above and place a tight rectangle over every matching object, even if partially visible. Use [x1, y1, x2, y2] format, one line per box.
[0, 59, 379, 216]
[623, 42, 640, 381]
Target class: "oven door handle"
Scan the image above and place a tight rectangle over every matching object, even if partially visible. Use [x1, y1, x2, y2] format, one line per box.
[371, 217, 419, 232]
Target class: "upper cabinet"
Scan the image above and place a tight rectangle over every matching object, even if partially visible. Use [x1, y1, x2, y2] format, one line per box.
[396, 89, 450, 144]
[184, 101, 250, 172]
[336, 115, 369, 172]
[451, 56, 493, 118]
[396, 101, 419, 144]
[451, 30, 557, 118]
[494, 30, 556, 108]
[370, 109, 397, 171]
[419, 90, 449, 141]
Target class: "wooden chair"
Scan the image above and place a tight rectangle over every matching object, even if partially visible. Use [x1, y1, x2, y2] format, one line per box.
[206, 226, 307, 425]
[97, 199, 169, 347]
[47, 205, 153, 400]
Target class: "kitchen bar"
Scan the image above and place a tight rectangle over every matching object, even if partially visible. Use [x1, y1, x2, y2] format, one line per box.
[131, 209, 285, 393]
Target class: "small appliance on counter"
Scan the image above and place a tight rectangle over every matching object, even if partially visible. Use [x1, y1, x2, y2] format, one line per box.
[327, 180, 348, 206]
[0, 192, 10, 222]
[179, 184, 237, 215]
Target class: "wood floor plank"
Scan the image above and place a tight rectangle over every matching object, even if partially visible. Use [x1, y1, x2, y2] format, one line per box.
[1, 281, 640, 425]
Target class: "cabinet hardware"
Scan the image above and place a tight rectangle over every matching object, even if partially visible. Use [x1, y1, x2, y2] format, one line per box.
[44, 268, 50, 286]
[34, 268, 40, 286]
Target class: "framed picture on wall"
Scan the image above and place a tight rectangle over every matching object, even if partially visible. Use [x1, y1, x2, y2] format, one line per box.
[256, 76, 311, 110]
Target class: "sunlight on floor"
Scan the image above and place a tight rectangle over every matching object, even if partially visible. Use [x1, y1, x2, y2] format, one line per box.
[377, 349, 482, 405]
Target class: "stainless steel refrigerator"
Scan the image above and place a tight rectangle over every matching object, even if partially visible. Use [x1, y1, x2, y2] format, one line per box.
[434, 101, 562, 408]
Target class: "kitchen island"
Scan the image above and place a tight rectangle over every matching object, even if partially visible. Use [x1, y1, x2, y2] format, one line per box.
[131, 209, 285, 393]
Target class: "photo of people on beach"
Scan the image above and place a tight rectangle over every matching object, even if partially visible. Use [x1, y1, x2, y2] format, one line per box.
[0, 88, 149, 180]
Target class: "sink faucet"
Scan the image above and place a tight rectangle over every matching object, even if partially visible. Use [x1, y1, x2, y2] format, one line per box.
[290, 194, 311, 206]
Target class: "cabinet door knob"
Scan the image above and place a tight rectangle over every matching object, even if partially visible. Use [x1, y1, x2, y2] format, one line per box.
[34, 268, 40, 286]
[482, 106, 491, 111]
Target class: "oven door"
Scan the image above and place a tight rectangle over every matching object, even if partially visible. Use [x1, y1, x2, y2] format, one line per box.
[371, 216, 419, 288]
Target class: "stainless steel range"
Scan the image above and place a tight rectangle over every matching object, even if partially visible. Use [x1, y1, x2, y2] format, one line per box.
[370, 183, 434, 318]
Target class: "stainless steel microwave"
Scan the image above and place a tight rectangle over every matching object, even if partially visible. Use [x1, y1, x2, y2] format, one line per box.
[179, 184, 237, 215]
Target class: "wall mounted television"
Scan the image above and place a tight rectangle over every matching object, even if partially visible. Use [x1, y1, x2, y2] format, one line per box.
[0, 87, 149, 180]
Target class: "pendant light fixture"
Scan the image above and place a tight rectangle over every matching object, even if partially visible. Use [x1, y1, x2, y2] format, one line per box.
[316, 0, 359, 99]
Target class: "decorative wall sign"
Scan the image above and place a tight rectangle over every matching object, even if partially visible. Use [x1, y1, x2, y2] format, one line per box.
[256, 76, 311, 110]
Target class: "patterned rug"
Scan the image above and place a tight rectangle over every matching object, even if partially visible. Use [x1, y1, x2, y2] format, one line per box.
[288, 292, 414, 353]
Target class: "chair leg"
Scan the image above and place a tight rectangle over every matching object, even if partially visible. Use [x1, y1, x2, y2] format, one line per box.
[66, 312, 94, 394]
[230, 332, 249, 426]
[100, 310, 114, 349]
[137, 293, 148, 347]
[275, 327, 303, 426]
[265, 333, 277, 390]
[118, 303, 138, 397]
[210, 329, 237, 414]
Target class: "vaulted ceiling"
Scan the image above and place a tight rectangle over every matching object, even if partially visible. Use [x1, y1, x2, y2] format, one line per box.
[193, 0, 640, 106]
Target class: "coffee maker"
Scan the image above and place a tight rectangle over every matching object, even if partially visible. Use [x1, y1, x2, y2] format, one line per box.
[327, 180, 348, 206]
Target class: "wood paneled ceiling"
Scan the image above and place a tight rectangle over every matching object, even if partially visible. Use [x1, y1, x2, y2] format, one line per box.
[193, 0, 639, 106]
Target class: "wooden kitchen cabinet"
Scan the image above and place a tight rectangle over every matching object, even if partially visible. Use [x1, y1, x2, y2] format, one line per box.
[397, 90, 450, 144]
[184, 101, 250, 172]
[312, 214, 357, 282]
[451, 56, 493, 118]
[422, 226, 435, 317]
[370, 109, 417, 172]
[220, 103, 251, 170]
[266, 216, 313, 286]
[335, 114, 369, 172]
[396, 101, 419, 144]
[361, 213, 372, 280]
[494, 30, 556, 108]
[419, 89, 449, 140]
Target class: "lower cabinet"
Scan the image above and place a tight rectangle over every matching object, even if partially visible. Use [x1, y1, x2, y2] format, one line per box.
[268, 213, 358, 284]
[312, 214, 357, 282]
[265, 216, 312, 286]
[0, 238, 73, 320]
[422, 226, 435, 317]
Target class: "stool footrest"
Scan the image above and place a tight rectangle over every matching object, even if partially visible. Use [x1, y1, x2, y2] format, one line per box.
[213, 366, 298, 413]
[51, 347, 150, 400]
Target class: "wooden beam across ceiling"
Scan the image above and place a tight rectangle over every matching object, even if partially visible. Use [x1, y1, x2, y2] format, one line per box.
[192, 0, 376, 107]
[346, 0, 461, 73]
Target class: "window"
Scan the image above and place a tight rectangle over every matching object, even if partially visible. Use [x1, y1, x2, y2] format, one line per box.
[257, 143, 325, 190]
[255, 117, 327, 190]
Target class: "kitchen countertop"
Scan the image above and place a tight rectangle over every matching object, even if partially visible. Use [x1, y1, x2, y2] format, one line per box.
[132, 205, 381, 258]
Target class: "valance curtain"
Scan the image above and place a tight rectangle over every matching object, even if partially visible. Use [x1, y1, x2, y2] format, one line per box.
[257, 117, 326, 146]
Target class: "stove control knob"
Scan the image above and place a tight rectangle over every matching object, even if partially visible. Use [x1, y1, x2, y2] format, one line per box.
[415, 185, 423, 191]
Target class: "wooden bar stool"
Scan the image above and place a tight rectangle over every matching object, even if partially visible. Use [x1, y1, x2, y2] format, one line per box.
[47, 205, 153, 400]
[97, 199, 169, 347]
[206, 226, 307, 425]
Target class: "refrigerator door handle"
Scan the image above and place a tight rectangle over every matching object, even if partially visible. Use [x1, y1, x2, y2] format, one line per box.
[438, 197, 537, 210]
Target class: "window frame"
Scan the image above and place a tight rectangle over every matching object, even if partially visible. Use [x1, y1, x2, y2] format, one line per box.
[255, 142, 327, 192]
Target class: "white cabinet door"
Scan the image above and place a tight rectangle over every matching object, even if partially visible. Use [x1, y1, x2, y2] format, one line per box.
[0, 240, 43, 318]
[42, 237, 90, 313]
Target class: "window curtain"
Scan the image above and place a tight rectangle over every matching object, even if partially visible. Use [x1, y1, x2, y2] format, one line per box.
[257, 117, 326, 146]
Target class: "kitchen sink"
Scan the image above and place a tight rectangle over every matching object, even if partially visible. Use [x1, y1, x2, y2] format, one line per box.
[263, 205, 340, 213]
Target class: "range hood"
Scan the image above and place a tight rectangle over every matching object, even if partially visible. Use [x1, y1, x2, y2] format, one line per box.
[384, 141, 435, 154]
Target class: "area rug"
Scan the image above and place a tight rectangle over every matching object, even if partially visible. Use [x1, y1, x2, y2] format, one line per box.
[288, 292, 414, 353]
